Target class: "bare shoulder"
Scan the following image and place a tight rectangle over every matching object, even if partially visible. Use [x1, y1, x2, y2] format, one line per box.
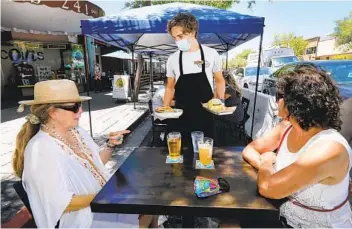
[276, 120, 292, 136]
[299, 132, 349, 166]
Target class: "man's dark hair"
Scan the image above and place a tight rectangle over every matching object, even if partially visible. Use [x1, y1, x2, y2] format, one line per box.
[277, 67, 342, 131]
[167, 12, 198, 37]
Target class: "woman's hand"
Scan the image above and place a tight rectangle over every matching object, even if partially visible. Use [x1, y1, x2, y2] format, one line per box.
[108, 130, 130, 146]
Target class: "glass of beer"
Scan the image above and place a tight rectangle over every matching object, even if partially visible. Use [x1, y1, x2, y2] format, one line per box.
[167, 132, 181, 160]
[198, 137, 213, 166]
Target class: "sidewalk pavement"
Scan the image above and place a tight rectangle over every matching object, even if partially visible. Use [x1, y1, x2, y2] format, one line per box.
[1, 91, 151, 225]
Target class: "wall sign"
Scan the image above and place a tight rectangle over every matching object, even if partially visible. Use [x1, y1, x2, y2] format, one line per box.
[37, 66, 52, 81]
[16, 0, 105, 18]
[72, 44, 84, 69]
[1, 48, 44, 63]
[113, 75, 130, 100]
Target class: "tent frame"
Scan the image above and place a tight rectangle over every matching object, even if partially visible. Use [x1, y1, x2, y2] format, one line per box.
[81, 4, 265, 139]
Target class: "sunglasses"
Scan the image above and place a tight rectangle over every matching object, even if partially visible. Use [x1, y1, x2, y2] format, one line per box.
[54, 102, 82, 113]
[276, 92, 284, 102]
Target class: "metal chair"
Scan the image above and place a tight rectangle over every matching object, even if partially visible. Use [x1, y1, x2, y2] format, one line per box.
[148, 100, 168, 146]
[13, 181, 33, 216]
[13, 181, 60, 228]
[237, 97, 250, 143]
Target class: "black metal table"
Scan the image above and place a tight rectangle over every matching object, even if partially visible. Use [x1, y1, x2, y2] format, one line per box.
[91, 146, 279, 227]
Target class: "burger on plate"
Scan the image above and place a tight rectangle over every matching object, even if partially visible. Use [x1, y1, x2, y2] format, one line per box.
[207, 98, 225, 112]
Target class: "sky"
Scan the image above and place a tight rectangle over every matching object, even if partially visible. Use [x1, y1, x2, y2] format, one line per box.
[91, 0, 352, 59]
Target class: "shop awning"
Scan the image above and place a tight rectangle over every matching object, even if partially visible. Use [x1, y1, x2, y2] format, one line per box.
[1, 0, 104, 35]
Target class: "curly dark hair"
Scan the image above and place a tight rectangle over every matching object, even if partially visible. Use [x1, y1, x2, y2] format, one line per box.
[277, 67, 342, 131]
[167, 12, 198, 37]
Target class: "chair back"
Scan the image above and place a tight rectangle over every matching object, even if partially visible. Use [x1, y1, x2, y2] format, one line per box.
[148, 99, 154, 115]
[13, 181, 62, 228]
[241, 97, 250, 123]
[13, 181, 33, 215]
[148, 100, 156, 125]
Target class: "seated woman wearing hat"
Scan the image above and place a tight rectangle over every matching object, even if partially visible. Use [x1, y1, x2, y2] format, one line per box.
[12, 80, 158, 228]
[242, 68, 352, 227]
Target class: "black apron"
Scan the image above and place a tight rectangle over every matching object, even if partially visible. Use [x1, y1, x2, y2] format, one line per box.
[169, 45, 214, 146]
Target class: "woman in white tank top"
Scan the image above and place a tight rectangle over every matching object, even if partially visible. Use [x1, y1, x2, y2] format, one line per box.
[242, 67, 352, 228]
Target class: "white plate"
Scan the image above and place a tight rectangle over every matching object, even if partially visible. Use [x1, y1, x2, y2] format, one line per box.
[154, 108, 183, 120]
[201, 103, 236, 116]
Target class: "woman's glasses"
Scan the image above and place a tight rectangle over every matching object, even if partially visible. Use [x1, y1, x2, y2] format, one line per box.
[55, 102, 82, 113]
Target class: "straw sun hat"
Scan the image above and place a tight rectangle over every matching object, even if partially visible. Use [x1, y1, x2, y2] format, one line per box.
[17, 80, 91, 111]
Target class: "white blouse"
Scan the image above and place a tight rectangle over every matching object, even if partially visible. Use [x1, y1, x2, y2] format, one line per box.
[22, 127, 138, 228]
[275, 128, 352, 228]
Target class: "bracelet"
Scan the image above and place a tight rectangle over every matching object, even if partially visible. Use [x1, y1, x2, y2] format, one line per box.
[106, 142, 117, 150]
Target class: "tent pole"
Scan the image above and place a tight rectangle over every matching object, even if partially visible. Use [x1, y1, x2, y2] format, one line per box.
[150, 53, 154, 97]
[159, 59, 162, 78]
[225, 44, 229, 71]
[131, 47, 136, 109]
[83, 35, 93, 137]
[250, 32, 264, 139]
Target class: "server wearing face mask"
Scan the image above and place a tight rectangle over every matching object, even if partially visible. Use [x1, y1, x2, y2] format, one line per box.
[163, 12, 225, 145]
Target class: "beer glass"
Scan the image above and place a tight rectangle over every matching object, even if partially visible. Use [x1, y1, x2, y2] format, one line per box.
[191, 131, 204, 153]
[167, 132, 181, 160]
[198, 137, 213, 166]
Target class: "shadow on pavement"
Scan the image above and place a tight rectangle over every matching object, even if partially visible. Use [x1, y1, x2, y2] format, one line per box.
[1, 179, 23, 224]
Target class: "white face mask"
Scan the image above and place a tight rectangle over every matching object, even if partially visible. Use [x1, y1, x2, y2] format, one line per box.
[176, 38, 192, 52]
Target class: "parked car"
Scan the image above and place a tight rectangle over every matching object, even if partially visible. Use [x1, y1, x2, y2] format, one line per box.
[233, 67, 271, 91]
[262, 60, 352, 99]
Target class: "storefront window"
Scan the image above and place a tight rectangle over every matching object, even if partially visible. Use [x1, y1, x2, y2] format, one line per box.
[1, 40, 86, 99]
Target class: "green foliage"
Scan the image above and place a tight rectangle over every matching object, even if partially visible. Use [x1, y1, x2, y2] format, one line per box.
[272, 33, 308, 56]
[237, 49, 253, 59]
[333, 11, 352, 51]
[288, 36, 309, 56]
[273, 33, 295, 48]
[225, 49, 253, 68]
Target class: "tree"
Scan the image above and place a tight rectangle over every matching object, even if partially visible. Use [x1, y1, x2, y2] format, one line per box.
[273, 33, 295, 48]
[237, 49, 253, 60]
[272, 33, 308, 57]
[333, 11, 352, 50]
[226, 49, 253, 68]
[124, 0, 258, 10]
[288, 36, 309, 57]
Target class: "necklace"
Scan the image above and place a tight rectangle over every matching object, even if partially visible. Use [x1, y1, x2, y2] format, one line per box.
[42, 124, 79, 150]
[42, 124, 106, 186]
